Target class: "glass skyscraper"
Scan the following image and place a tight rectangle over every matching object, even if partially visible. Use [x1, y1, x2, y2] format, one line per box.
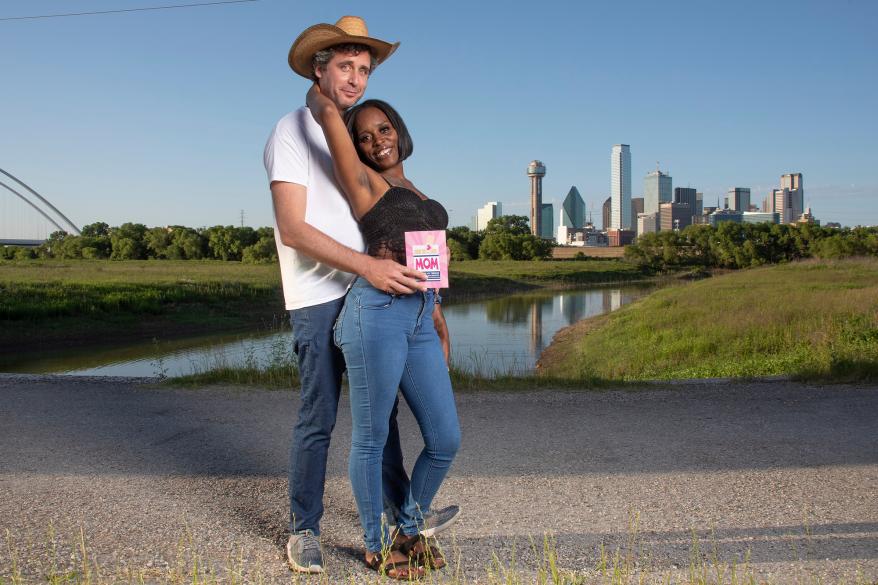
[610, 145, 631, 230]
[644, 169, 672, 215]
[560, 186, 585, 228]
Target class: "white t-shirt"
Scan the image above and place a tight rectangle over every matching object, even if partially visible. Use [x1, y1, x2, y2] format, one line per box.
[264, 107, 365, 310]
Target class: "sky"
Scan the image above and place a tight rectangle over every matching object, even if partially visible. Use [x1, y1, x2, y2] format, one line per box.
[1, 0, 876, 238]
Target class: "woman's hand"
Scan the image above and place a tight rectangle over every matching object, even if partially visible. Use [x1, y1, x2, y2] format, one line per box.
[306, 83, 337, 123]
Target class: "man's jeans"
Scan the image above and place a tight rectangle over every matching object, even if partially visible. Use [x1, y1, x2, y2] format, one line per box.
[335, 279, 461, 552]
[288, 297, 408, 534]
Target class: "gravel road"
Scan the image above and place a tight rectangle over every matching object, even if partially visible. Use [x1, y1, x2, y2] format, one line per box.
[0, 374, 875, 583]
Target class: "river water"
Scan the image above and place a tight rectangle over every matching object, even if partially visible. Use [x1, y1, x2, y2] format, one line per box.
[2, 285, 653, 378]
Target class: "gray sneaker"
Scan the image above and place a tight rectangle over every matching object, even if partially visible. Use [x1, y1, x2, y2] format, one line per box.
[286, 530, 323, 574]
[419, 505, 460, 537]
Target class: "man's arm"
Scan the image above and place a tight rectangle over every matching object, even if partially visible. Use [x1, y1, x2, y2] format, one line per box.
[271, 181, 427, 294]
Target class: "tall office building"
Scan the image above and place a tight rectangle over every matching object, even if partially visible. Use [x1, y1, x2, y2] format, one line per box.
[602, 197, 611, 231]
[527, 160, 546, 237]
[644, 168, 673, 215]
[726, 188, 751, 212]
[674, 188, 697, 211]
[637, 212, 660, 236]
[695, 192, 704, 217]
[660, 202, 692, 232]
[774, 173, 804, 223]
[540, 203, 554, 239]
[476, 201, 502, 231]
[610, 145, 631, 230]
[674, 187, 697, 223]
[560, 186, 585, 228]
[765, 174, 804, 223]
[631, 197, 644, 224]
[782, 173, 803, 194]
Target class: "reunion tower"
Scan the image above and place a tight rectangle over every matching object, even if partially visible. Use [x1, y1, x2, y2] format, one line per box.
[527, 160, 546, 237]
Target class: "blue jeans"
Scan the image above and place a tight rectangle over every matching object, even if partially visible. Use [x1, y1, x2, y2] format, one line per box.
[287, 297, 408, 535]
[335, 278, 461, 552]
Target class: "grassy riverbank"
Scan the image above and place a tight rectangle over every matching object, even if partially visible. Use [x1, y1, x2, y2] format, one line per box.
[0, 258, 645, 354]
[0, 260, 284, 353]
[538, 258, 878, 382]
[168, 360, 593, 391]
[447, 258, 645, 299]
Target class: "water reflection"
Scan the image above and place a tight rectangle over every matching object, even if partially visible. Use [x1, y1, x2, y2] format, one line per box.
[441, 286, 650, 376]
[2, 285, 653, 378]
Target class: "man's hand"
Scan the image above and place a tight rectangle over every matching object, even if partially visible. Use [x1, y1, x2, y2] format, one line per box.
[362, 257, 428, 294]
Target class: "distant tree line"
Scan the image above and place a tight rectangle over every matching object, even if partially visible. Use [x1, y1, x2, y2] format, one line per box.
[4, 214, 554, 263]
[2, 222, 278, 264]
[448, 215, 553, 261]
[625, 222, 878, 272]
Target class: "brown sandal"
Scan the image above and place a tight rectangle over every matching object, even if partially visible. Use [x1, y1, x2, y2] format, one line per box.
[364, 550, 425, 580]
[399, 535, 446, 570]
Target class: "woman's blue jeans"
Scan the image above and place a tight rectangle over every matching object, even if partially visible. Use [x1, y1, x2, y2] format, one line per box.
[335, 277, 461, 552]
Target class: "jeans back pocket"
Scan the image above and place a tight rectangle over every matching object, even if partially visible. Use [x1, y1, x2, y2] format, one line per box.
[332, 302, 348, 349]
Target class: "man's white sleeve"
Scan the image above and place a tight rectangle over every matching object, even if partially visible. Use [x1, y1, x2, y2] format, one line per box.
[264, 115, 308, 187]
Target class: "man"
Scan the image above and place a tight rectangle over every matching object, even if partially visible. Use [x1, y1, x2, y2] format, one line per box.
[263, 16, 458, 574]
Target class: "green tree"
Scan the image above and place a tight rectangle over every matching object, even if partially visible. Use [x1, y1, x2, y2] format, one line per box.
[479, 215, 552, 260]
[235, 226, 259, 250]
[485, 215, 530, 236]
[204, 226, 235, 260]
[109, 223, 147, 260]
[447, 226, 482, 260]
[521, 235, 553, 260]
[13, 247, 35, 260]
[144, 227, 173, 259]
[37, 230, 70, 258]
[173, 228, 206, 259]
[56, 236, 85, 259]
[242, 235, 278, 264]
[80, 222, 110, 238]
[479, 232, 521, 260]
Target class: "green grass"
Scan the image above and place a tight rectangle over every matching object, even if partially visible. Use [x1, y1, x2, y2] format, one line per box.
[449, 259, 646, 299]
[0, 259, 282, 320]
[539, 258, 878, 382]
[167, 360, 598, 392]
[0, 259, 284, 352]
[0, 258, 282, 285]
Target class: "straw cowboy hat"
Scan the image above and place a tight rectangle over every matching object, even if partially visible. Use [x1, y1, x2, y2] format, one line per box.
[288, 16, 399, 79]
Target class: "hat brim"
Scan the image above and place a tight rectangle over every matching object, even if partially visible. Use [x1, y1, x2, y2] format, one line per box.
[288, 23, 399, 79]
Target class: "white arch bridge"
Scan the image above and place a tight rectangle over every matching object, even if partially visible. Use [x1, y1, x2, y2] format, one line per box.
[0, 168, 81, 246]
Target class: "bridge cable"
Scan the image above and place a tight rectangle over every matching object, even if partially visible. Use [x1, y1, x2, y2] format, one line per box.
[0, 180, 65, 234]
[0, 168, 81, 235]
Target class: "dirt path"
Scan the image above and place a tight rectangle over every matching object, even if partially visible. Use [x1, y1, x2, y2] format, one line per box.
[1, 375, 876, 583]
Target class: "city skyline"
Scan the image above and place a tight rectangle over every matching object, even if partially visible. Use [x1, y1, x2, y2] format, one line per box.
[479, 162, 815, 239]
[1, 1, 876, 238]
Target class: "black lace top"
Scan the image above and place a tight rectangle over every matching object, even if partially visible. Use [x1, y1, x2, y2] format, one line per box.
[359, 186, 449, 265]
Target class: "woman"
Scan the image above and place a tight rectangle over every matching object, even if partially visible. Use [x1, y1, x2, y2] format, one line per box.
[307, 86, 461, 579]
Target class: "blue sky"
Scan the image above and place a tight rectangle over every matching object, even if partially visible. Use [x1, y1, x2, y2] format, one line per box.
[1, 0, 876, 237]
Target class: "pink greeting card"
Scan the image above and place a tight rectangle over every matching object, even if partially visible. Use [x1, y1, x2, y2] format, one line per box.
[404, 230, 449, 289]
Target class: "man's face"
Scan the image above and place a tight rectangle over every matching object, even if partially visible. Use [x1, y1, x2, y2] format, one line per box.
[314, 49, 372, 110]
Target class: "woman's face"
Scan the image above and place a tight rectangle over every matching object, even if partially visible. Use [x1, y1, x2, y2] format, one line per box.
[353, 107, 399, 171]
